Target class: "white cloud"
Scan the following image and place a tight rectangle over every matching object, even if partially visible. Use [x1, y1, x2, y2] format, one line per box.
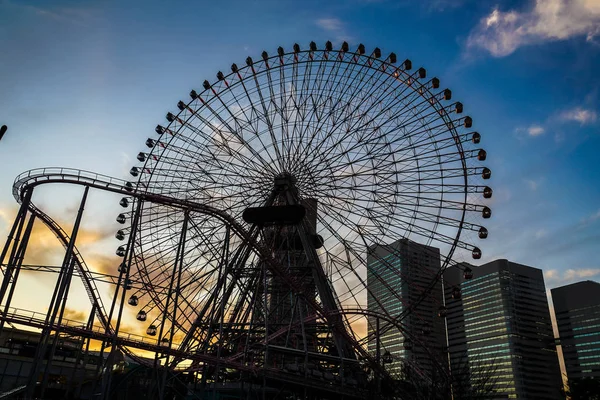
[315, 18, 343, 32]
[559, 107, 598, 125]
[564, 268, 600, 280]
[544, 267, 600, 287]
[514, 124, 545, 138]
[545, 269, 558, 280]
[315, 18, 353, 43]
[467, 0, 600, 57]
[527, 125, 545, 136]
[535, 229, 547, 239]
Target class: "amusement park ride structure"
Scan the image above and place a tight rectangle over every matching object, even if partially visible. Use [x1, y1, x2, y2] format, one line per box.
[0, 41, 491, 399]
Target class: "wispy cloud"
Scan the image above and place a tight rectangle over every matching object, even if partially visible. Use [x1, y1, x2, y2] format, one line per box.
[515, 104, 596, 141]
[545, 267, 600, 287]
[315, 18, 353, 43]
[559, 107, 598, 125]
[527, 125, 545, 136]
[466, 0, 600, 57]
[516, 124, 545, 137]
[316, 18, 343, 32]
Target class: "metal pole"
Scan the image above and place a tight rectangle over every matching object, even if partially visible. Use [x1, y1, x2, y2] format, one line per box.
[0, 213, 35, 334]
[0, 188, 32, 300]
[101, 199, 143, 400]
[67, 303, 96, 399]
[376, 317, 381, 395]
[27, 186, 89, 399]
[212, 221, 228, 398]
[159, 211, 190, 398]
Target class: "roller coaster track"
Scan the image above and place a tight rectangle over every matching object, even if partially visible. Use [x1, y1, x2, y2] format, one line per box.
[11, 168, 271, 333]
[9, 167, 382, 382]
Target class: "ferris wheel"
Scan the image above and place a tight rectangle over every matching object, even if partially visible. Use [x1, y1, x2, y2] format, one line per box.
[114, 41, 491, 390]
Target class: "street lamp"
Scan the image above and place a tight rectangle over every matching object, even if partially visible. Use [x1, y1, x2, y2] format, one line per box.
[0, 125, 6, 141]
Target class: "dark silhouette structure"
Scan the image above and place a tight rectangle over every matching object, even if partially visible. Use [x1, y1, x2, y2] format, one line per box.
[0, 42, 491, 399]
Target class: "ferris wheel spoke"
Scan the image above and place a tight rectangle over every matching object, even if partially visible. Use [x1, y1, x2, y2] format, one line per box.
[291, 54, 337, 163]
[183, 101, 277, 176]
[233, 70, 284, 170]
[247, 65, 285, 169]
[149, 140, 272, 191]
[295, 64, 397, 170]
[304, 100, 417, 173]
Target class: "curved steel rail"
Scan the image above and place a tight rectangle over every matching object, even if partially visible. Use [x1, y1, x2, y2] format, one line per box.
[11, 168, 378, 370]
[12, 169, 118, 332]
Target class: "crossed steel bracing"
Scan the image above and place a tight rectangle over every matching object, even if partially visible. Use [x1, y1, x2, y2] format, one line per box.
[0, 169, 394, 399]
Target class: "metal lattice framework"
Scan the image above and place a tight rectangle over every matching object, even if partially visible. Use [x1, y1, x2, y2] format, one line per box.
[120, 41, 491, 392]
[0, 41, 491, 399]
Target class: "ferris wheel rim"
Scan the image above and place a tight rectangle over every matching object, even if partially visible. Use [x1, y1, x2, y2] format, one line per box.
[118, 41, 491, 373]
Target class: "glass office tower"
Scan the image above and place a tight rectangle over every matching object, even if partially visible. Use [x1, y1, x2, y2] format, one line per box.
[445, 259, 562, 399]
[366, 239, 445, 378]
[552, 280, 600, 380]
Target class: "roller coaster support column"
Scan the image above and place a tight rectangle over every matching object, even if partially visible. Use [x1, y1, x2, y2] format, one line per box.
[0, 188, 33, 303]
[26, 186, 90, 399]
[0, 213, 35, 333]
[67, 303, 96, 399]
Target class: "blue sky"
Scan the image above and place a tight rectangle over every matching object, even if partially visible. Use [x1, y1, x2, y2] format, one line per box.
[0, 0, 599, 303]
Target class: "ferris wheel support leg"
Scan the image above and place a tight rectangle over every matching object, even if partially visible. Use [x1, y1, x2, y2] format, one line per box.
[172, 191, 279, 363]
[211, 224, 231, 393]
[0, 213, 35, 335]
[297, 219, 355, 361]
[156, 210, 190, 400]
[172, 223, 261, 361]
[26, 186, 89, 400]
[101, 199, 144, 400]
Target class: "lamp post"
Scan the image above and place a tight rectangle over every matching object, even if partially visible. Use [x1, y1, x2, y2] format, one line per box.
[0, 125, 6, 141]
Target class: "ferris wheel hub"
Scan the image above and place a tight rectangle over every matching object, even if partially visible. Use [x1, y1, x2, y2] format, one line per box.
[274, 171, 297, 190]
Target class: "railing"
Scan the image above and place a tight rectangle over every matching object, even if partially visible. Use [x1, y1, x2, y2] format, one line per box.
[0, 306, 183, 349]
[12, 167, 131, 201]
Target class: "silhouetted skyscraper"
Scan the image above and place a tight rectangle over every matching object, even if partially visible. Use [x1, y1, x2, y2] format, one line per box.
[551, 280, 600, 380]
[367, 239, 445, 378]
[444, 259, 562, 399]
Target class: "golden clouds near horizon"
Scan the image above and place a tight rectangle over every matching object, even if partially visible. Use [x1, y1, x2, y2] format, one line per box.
[0, 204, 118, 269]
[0, 204, 127, 328]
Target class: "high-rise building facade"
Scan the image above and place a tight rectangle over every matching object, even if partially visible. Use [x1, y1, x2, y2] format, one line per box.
[366, 239, 445, 378]
[444, 259, 562, 399]
[551, 280, 600, 380]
